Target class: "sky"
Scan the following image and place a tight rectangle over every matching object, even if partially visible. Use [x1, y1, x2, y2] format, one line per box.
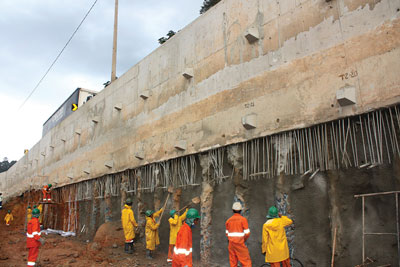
[0, 0, 204, 162]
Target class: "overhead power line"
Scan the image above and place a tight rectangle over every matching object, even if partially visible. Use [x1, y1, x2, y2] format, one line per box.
[18, 0, 99, 110]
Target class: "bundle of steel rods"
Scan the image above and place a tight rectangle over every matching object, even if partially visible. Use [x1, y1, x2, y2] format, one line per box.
[243, 105, 400, 180]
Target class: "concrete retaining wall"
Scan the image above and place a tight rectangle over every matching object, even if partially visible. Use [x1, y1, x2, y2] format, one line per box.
[1, 0, 399, 199]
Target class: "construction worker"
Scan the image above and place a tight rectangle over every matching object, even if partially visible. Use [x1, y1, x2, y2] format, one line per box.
[145, 207, 163, 259]
[4, 210, 13, 226]
[121, 198, 138, 254]
[0, 192, 3, 209]
[262, 206, 293, 267]
[167, 208, 188, 263]
[37, 204, 43, 228]
[27, 206, 32, 222]
[225, 202, 252, 267]
[172, 208, 200, 267]
[42, 184, 52, 202]
[27, 208, 45, 266]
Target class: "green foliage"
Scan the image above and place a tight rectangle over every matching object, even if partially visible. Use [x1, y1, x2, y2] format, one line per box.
[166, 30, 176, 38]
[103, 81, 111, 88]
[0, 158, 16, 173]
[200, 0, 221, 14]
[158, 37, 168, 44]
[158, 30, 176, 45]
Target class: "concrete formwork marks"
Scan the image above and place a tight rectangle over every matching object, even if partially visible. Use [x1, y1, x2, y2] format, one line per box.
[2, 0, 400, 200]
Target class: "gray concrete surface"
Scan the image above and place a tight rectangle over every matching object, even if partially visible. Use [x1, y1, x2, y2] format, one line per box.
[1, 0, 399, 199]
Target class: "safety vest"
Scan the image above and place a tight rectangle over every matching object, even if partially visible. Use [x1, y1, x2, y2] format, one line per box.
[27, 217, 41, 248]
[225, 213, 250, 243]
[173, 223, 193, 266]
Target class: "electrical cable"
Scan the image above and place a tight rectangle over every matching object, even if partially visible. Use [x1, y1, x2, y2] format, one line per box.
[18, 0, 99, 110]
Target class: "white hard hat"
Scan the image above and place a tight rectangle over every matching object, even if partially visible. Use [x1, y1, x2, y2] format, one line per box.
[232, 202, 242, 211]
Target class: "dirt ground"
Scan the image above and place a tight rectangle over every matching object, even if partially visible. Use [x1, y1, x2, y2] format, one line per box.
[0, 203, 198, 267]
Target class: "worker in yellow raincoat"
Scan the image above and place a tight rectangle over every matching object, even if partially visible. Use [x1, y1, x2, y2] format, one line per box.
[145, 208, 163, 259]
[121, 198, 138, 254]
[4, 210, 13, 226]
[167, 208, 188, 263]
[37, 204, 43, 227]
[27, 206, 32, 222]
[262, 206, 293, 267]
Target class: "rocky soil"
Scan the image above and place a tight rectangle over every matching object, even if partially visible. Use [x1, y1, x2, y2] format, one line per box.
[0, 201, 198, 267]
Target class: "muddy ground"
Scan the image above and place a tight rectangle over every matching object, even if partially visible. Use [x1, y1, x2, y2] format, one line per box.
[0, 204, 197, 267]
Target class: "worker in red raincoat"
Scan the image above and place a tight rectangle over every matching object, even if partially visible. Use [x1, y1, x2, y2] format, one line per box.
[225, 202, 252, 267]
[172, 208, 200, 267]
[42, 184, 52, 202]
[27, 208, 45, 266]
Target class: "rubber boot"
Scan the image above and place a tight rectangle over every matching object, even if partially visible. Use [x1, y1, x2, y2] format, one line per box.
[146, 249, 153, 259]
[124, 243, 130, 254]
[128, 242, 134, 254]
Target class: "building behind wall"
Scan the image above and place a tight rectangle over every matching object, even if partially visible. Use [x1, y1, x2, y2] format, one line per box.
[42, 88, 97, 137]
[1, 0, 400, 265]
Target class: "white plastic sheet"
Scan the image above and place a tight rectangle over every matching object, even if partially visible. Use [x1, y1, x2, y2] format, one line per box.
[42, 228, 76, 237]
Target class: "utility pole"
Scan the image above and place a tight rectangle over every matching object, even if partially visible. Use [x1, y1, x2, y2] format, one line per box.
[111, 0, 118, 82]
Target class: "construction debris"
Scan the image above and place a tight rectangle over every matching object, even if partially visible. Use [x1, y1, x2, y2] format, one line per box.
[42, 228, 76, 237]
[355, 257, 376, 267]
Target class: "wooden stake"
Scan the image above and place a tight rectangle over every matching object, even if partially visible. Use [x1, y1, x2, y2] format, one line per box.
[157, 186, 174, 224]
[331, 227, 337, 267]
[158, 194, 170, 224]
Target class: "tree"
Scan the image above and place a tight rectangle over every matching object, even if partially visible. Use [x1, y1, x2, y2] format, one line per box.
[200, 0, 221, 14]
[103, 81, 111, 88]
[166, 30, 176, 39]
[158, 37, 168, 44]
[0, 158, 16, 173]
[158, 30, 176, 45]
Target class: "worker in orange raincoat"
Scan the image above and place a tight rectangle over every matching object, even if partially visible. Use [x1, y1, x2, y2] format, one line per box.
[42, 184, 52, 202]
[4, 210, 13, 226]
[27, 208, 45, 266]
[225, 202, 252, 267]
[145, 207, 163, 259]
[172, 208, 200, 267]
[121, 198, 138, 254]
[167, 208, 188, 263]
[262, 206, 293, 267]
